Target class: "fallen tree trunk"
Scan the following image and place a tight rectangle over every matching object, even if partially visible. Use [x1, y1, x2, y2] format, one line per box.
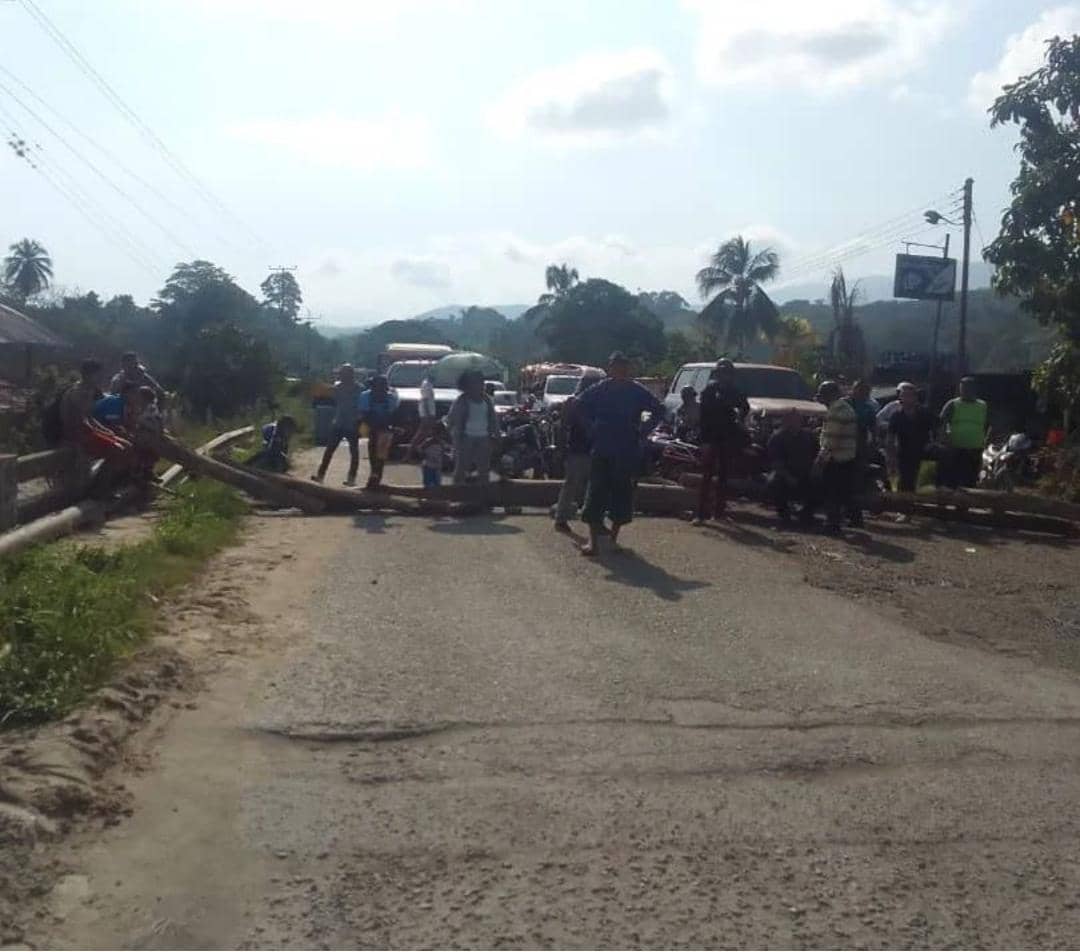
[159, 425, 255, 488]
[149, 434, 326, 515]
[678, 472, 1078, 534]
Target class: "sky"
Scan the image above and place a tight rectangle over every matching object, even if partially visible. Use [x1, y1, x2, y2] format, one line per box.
[2, 0, 1078, 326]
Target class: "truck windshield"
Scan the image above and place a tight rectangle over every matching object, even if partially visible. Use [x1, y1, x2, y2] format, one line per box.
[545, 376, 578, 395]
[387, 363, 432, 387]
[737, 368, 813, 400]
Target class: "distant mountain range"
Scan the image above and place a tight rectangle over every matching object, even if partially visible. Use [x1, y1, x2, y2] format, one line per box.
[319, 304, 533, 338]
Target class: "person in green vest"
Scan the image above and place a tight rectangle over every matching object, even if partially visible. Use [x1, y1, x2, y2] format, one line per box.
[939, 376, 988, 488]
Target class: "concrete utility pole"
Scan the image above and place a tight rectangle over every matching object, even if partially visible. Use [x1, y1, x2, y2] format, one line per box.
[958, 178, 973, 376]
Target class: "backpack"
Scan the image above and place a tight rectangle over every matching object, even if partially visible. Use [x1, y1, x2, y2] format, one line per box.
[40, 386, 69, 446]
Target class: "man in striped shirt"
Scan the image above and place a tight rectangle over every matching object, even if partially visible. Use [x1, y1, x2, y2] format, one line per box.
[816, 380, 862, 535]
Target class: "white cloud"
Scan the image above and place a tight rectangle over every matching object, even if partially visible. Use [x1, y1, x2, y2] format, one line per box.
[683, 0, 958, 92]
[391, 257, 451, 289]
[489, 49, 674, 145]
[968, 5, 1080, 112]
[229, 113, 432, 170]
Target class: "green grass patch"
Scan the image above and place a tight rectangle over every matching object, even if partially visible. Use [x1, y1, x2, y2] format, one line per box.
[0, 481, 247, 727]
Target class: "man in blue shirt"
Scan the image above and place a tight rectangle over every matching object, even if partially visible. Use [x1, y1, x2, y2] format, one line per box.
[576, 351, 663, 556]
[358, 374, 400, 490]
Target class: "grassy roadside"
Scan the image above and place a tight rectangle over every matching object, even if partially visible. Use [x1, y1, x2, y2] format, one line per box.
[0, 481, 247, 727]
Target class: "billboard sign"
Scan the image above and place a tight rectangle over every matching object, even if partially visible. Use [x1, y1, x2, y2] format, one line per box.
[893, 254, 957, 301]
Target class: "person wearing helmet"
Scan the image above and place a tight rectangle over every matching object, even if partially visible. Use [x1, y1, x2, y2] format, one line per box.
[695, 358, 749, 524]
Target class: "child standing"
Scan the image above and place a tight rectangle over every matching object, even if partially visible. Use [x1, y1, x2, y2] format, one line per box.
[419, 422, 447, 489]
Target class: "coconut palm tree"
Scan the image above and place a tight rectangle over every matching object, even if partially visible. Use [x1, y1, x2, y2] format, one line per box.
[3, 239, 53, 300]
[827, 267, 866, 379]
[696, 236, 780, 353]
[539, 262, 579, 306]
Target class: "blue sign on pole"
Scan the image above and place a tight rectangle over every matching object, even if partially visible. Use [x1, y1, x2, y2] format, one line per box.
[893, 254, 957, 301]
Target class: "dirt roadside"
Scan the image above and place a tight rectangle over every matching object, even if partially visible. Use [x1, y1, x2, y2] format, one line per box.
[0, 505, 353, 948]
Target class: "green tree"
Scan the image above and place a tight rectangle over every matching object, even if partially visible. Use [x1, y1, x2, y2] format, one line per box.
[539, 263, 579, 305]
[983, 33, 1080, 430]
[538, 278, 665, 366]
[826, 267, 867, 379]
[174, 323, 280, 418]
[155, 260, 260, 340]
[260, 270, 303, 324]
[696, 236, 781, 352]
[3, 239, 53, 300]
[984, 34, 1080, 338]
[638, 290, 698, 330]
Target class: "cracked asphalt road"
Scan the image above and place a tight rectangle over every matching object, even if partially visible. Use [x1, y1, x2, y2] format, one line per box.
[34, 456, 1080, 949]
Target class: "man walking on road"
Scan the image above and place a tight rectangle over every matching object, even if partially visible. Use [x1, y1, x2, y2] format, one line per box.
[695, 358, 749, 524]
[886, 381, 939, 493]
[553, 373, 601, 532]
[576, 352, 662, 556]
[447, 370, 499, 487]
[816, 380, 861, 534]
[312, 363, 361, 486]
[939, 376, 988, 488]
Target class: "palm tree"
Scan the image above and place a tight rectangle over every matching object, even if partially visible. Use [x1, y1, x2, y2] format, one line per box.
[696, 236, 780, 353]
[3, 239, 53, 300]
[539, 263, 579, 305]
[827, 267, 866, 379]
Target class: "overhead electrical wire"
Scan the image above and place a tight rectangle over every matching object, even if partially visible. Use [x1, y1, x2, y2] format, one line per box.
[0, 76, 196, 258]
[0, 63, 241, 254]
[1, 102, 162, 276]
[18, 0, 264, 248]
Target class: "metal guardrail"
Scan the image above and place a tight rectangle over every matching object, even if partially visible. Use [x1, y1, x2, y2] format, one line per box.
[1, 448, 91, 532]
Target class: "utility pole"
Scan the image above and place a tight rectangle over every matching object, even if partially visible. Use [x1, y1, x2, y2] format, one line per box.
[267, 265, 298, 323]
[958, 178, 973, 376]
[928, 232, 950, 405]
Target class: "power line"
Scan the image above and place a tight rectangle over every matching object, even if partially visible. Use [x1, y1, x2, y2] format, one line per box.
[18, 0, 263, 247]
[0, 62, 237, 253]
[0, 76, 196, 257]
[2, 107, 163, 276]
[781, 187, 962, 278]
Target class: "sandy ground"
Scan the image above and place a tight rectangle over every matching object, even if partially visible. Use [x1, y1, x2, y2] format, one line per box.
[4, 445, 1080, 949]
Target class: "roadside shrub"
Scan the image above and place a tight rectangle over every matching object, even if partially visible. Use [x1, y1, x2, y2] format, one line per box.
[0, 482, 246, 725]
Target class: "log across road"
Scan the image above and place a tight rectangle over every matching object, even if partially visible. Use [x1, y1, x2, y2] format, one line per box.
[31, 448, 1080, 949]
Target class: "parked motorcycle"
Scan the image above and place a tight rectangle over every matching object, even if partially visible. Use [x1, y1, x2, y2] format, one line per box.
[495, 408, 550, 479]
[980, 433, 1037, 490]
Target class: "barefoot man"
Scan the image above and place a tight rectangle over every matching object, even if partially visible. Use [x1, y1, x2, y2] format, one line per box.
[576, 351, 663, 557]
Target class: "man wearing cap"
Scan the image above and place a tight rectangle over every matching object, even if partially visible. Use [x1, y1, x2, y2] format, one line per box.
[695, 358, 750, 524]
[939, 376, 988, 488]
[886, 381, 939, 493]
[816, 380, 861, 533]
[576, 351, 663, 555]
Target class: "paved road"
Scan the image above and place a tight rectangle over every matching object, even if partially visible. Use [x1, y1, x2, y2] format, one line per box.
[39, 454, 1080, 949]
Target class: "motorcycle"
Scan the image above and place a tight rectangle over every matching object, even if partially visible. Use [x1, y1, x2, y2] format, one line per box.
[495, 408, 550, 479]
[980, 433, 1036, 490]
[646, 424, 766, 483]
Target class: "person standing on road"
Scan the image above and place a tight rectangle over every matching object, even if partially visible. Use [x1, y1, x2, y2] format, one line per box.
[358, 374, 399, 490]
[886, 381, 939, 493]
[419, 420, 448, 489]
[815, 380, 861, 534]
[312, 363, 362, 486]
[447, 370, 498, 486]
[576, 352, 663, 556]
[553, 374, 601, 532]
[408, 371, 439, 458]
[939, 376, 988, 489]
[695, 358, 749, 525]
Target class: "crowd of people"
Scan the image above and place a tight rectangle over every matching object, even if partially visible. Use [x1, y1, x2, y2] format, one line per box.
[308, 353, 991, 552]
[55, 352, 166, 494]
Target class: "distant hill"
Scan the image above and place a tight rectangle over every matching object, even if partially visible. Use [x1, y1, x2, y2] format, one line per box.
[410, 304, 531, 322]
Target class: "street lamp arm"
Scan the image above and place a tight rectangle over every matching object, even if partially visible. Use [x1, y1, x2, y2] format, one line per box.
[924, 210, 960, 227]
